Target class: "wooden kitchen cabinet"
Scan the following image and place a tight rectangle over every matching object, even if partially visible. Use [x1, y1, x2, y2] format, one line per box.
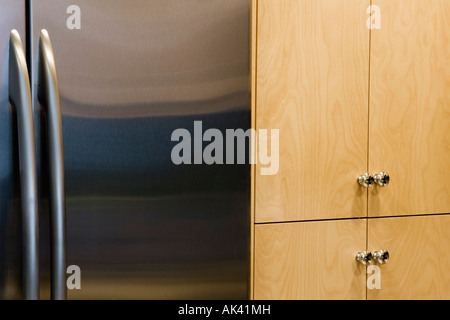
[368, 0, 450, 217]
[255, 0, 370, 223]
[368, 215, 450, 300]
[252, 0, 450, 300]
[254, 219, 367, 300]
[254, 214, 450, 300]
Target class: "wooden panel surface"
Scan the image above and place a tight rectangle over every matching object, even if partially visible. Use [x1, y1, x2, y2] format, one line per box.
[255, 0, 370, 222]
[369, 0, 450, 216]
[255, 219, 366, 300]
[368, 215, 450, 299]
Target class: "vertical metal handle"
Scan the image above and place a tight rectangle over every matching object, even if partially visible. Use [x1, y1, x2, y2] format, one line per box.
[9, 30, 40, 300]
[37, 29, 67, 300]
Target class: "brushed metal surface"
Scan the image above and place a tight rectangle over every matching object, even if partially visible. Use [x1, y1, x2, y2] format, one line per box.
[37, 29, 67, 300]
[30, 0, 251, 299]
[0, 0, 27, 300]
[9, 29, 39, 300]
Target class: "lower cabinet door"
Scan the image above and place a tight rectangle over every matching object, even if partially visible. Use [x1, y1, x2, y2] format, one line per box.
[368, 215, 450, 300]
[254, 219, 366, 300]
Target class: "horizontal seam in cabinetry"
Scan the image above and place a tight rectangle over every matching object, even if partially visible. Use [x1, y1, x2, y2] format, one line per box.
[255, 217, 368, 225]
[255, 212, 450, 226]
[365, 212, 450, 221]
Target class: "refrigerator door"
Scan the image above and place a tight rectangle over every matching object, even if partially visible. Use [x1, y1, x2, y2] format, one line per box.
[0, 0, 27, 300]
[30, 0, 251, 299]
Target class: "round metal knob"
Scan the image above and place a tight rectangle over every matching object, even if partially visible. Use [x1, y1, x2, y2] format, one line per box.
[357, 173, 375, 188]
[374, 172, 390, 187]
[356, 251, 373, 265]
[373, 250, 389, 264]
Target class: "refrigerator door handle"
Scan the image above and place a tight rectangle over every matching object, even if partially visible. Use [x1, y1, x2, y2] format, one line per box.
[37, 29, 67, 300]
[8, 30, 40, 300]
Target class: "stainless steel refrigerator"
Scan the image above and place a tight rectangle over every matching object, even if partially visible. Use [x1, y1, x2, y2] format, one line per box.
[0, 0, 251, 300]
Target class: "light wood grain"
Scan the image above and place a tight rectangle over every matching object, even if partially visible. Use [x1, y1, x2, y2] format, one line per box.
[255, 0, 370, 223]
[254, 219, 366, 300]
[368, 214, 450, 299]
[369, 0, 450, 216]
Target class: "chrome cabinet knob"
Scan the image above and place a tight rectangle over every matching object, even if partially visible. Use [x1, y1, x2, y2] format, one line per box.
[373, 172, 390, 187]
[356, 251, 373, 265]
[373, 250, 389, 264]
[357, 173, 374, 188]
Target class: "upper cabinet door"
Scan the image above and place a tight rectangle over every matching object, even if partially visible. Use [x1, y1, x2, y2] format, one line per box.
[256, 0, 370, 223]
[369, 0, 450, 217]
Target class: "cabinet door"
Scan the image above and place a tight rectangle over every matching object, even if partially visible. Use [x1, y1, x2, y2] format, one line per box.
[368, 215, 450, 299]
[255, 0, 370, 223]
[369, 0, 450, 217]
[254, 219, 366, 300]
